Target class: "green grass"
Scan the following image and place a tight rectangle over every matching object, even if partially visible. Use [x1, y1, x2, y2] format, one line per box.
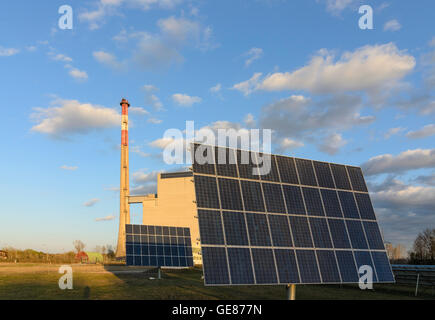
[0, 264, 433, 300]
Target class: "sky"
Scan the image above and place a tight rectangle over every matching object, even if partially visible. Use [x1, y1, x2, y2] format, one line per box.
[0, 0, 434, 253]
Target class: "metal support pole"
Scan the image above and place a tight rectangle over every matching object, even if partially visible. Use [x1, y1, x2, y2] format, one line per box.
[415, 273, 420, 297]
[286, 284, 296, 300]
[158, 267, 161, 280]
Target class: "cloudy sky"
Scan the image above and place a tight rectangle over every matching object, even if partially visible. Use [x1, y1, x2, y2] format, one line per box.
[0, 0, 434, 253]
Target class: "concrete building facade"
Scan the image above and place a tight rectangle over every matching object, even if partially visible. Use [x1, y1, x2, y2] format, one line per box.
[129, 172, 201, 264]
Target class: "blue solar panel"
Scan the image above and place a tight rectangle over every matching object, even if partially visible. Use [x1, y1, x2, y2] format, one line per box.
[363, 221, 385, 250]
[198, 210, 225, 245]
[321, 189, 343, 218]
[346, 220, 369, 249]
[354, 251, 378, 282]
[335, 251, 359, 283]
[282, 185, 306, 215]
[251, 249, 278, 284]
[192, 144, 394, 285]
[262, 183, 286, 213]
[355, 193, 377, 220]
[347, 166, 368, 192]
[371, 252, 395, 282]
[296, 250, 321, 283]
[289, 216, 314, 248]
[328, 219, 351, 249]
[276, 156, 299, 184]
[202, 247, 229, 285]
[313, 161, 335, 189]
[295, 159, 317, 187]
[125, 224, 193, 268]
[309, 218, 333, 248]
[227, 248, 255, 284]
[240, 180, 265, 212]
[338, 191, 360, 219]
[268, 214, 293, 247]
[302, 187, 325, 217]
[274, 249, 300, 284]
[219, 178, 243, 210]
[316, 250, 341, 283]
[246, 213, 272, 246]
[222, 211, 249, 246]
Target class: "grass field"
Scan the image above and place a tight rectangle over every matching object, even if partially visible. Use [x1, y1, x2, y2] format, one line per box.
[0, 263, 433, 300]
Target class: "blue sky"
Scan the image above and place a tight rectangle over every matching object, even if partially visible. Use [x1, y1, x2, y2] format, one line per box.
[0, 0, 434, 253]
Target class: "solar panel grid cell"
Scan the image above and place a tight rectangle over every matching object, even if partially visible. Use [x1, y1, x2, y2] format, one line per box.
[295, 159, 318, 186]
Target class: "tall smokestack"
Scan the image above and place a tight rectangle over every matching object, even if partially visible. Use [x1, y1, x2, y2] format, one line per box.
[116, 98, 130, 258]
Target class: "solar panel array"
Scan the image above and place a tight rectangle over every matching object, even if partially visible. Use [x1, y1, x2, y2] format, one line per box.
[191, 144, 394, 286]
[125, 224, 194, 267]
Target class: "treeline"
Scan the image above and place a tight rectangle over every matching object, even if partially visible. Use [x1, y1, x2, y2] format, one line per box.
[1, 248, 76, 264]
[408, 228, 435, 265]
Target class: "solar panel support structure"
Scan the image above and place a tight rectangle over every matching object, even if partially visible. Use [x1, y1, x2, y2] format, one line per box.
[286, 284, 296, 300]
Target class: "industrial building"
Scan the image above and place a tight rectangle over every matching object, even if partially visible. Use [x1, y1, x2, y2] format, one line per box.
[129, 172, 201, 264]
[115, 98, 200, 264]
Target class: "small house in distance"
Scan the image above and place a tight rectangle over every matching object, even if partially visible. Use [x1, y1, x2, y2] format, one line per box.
[75, 252, 104, 264]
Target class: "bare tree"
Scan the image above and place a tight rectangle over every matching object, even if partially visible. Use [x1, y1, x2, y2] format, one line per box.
[411, 229, 435, 262]
[73, 240, 86, 253]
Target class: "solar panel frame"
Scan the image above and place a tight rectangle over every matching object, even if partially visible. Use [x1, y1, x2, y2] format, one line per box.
[126, 224, 194, 268]
[191, 143, 394, 286]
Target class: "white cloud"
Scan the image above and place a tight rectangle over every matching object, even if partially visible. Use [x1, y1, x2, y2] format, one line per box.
[147, 118, 162, 124]
[0, 46, 19, 57]
[279, 138, 304, 151]
[60, 165, 78, 171]
[257, 43, 415, 95]
[406, 124, 435, 139]
[131, 146, 151, 157]
[93, 51, 124, 69]
[244, 113, 255, 127]
[368, 177, 435, 249]
[80, 0, 183, 30]
[51, 53, 73, 62]
[362, 149, 435, 176]
[129, 107, 150, 115]
[150, 137, 181, 149]
[384, 19, 402, 32]
[68, 68, 88, 80]
[147, 94, 164, 110]
[143, 84, 158, 92]
[320, 0, 359, 15]
[31, 98, 120, 138]
[210, 83, 222, 94]
[318, 133, 347, 155]
[95, 215, 116, 222]
[384, 127, 405, 139]
[84, 198, 100, 207]
[132, 170, 160, 184]
[172, 93, 202, 107]
[26, 46, 37, 52]
[232, 73, 263, 96]
[244, 47, 263, 67]
[157, 16, 200, 43]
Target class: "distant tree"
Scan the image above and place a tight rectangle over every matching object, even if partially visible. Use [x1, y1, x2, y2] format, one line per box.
[410, 228, 435, 263]
[106, 245, 115, 260]
[73, 240, 86, 253]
